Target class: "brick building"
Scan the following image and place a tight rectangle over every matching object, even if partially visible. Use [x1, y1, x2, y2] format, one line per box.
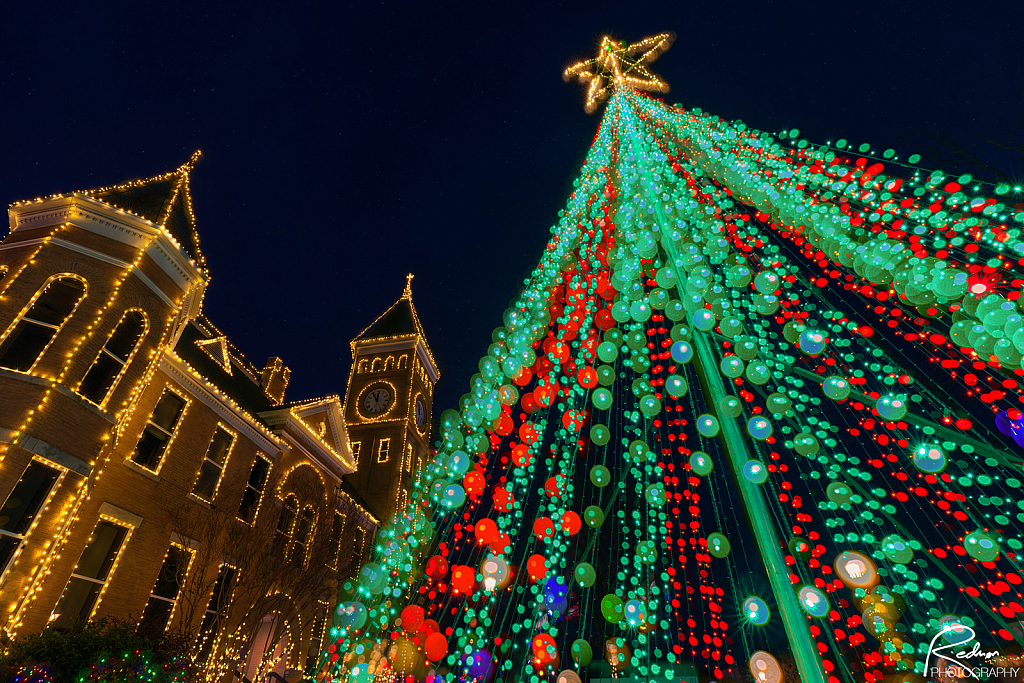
[0, 154, 437, 681]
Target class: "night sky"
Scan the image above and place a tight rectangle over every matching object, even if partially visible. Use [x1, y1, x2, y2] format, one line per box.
[2, 1, 1021, 417]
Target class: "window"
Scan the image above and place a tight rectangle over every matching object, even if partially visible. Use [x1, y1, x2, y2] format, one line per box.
[0, 276, 86, 372]
[192, 427, 234, 501]
[328, 512, 346, 569]
[271, 495, 297, 556]
[289, 505, 315, 566]
[398, 488, 408, 513]
[351, 441, 361, 460]
[0, 460, 60, 578]
[404, 444, 413, 472]
[195, 565, 236, 663]
[137, 544, 191, 635]
[354, 527, 367, 565]
[50, 519, 129, 628]
[304, 600, 330, 671]
[79, 310, 147, 405]
[376, 438, 391, 463]
[237, 456, 270, 524]
[132, 390, 185, 471]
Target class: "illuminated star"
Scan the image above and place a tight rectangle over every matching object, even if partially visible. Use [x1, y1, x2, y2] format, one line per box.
[564, 32, 675, 113]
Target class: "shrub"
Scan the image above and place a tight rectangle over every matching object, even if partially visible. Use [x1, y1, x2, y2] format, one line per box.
[0, 617, 191, 683]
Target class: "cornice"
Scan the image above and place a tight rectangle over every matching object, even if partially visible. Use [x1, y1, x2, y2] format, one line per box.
[8, 195, 206, 296]
[0, 236, 182, 310]
[275, 431, 346, 486]
[415, 338, 439, 383]
[336, 488, 379, 528]
[259, 407, 356, 476]
[352, 336, 439, 383]
[159, 352, 282, 455]
[290, 397, 350, 455]
[352, 337, 418, 355]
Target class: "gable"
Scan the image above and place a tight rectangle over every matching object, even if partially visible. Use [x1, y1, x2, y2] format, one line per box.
[291, 397, 347, 455]
[195, 336, 232, 375]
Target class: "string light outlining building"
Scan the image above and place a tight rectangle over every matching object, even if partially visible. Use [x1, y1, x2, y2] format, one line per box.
[0, 157, 438, 681]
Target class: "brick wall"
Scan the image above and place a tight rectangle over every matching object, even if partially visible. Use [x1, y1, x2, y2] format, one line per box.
[0, 195, 380, 679]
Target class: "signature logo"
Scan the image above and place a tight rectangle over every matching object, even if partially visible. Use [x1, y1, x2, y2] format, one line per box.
[924, 622, 1019, 679]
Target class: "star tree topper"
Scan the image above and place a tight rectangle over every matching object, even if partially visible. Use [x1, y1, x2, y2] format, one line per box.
[564, 32, 675, 113]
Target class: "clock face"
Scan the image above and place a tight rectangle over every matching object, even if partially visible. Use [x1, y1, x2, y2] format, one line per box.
[415, 397, 425, 429]
[361, 386, 392, 416]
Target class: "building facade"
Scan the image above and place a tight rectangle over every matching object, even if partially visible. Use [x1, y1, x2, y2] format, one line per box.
[0, 154, 435, 682]
[342, 278, 438, 525]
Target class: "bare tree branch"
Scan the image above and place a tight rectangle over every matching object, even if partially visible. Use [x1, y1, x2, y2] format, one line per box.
[165, 468, 354, 683]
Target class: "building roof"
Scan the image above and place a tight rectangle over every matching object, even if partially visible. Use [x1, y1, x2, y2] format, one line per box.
[355, 296, 419, 339]
[78, 151, 206, 270]
[173, 317, 274, 419]
[352, 274, 437, 369]
[335, 477, 380, 527]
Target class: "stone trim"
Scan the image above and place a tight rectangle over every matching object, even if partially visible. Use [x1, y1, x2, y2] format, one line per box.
[170, 532, 200, 551]
[98, 502, 143, 528]
[0, 237, 178, 309]
[54, 238, 178, 308]
[0, 427, 91, 477]
[123, 458, 161, 482]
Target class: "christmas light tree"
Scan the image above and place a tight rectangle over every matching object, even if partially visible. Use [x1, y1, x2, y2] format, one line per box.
[315, 33, 1024, 683]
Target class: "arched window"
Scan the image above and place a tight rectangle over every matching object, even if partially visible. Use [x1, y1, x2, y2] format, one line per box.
[0, 276, 86, 372]
[79, 310, 148, 405]
[271, 495, 298, 556]
[288, 506, 315, 566]
[328, 512, 346, 570]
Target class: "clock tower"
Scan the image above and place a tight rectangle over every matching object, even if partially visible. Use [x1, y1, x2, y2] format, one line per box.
[343, 275, 438, 523]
